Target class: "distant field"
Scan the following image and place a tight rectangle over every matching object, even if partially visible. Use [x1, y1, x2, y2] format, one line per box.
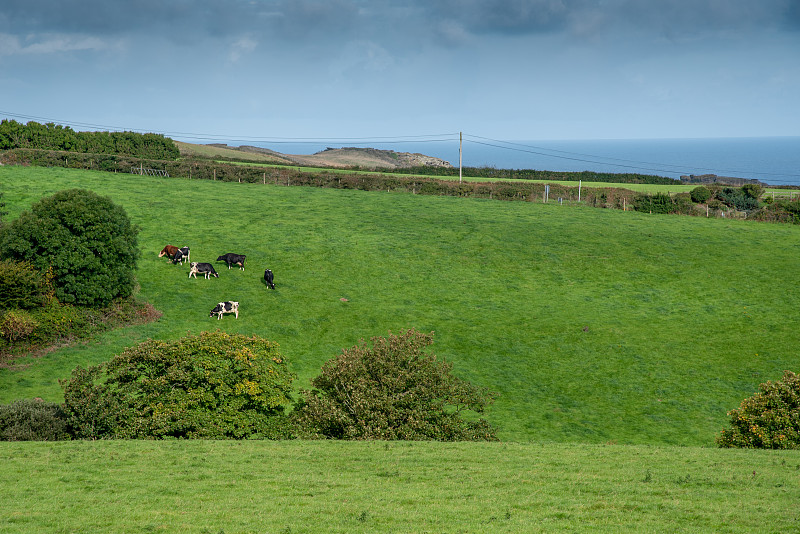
[1, 166, 800, 445]
[2, 440, 799, 533]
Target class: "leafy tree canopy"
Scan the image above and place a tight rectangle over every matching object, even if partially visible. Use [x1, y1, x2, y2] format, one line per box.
[0, 189, 139, 307]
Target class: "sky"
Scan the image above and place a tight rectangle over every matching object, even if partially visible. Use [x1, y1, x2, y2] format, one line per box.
[1, 0, 799, 144]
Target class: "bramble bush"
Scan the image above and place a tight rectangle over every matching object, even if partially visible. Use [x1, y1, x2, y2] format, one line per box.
[717, 370, 800, 449]
[61, 331, 296, 439]
[293, 329, 498, 441]
[0, 399, 70, 441]
[0, 188, 140, 307]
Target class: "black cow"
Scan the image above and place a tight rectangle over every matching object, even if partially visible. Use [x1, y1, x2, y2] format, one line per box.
[189, 262, 219, 279]
[264, 269, 275, 290]
[210, 301, 239, 320]
[217, 253, 246, 270]
[173, 246, 190, 265]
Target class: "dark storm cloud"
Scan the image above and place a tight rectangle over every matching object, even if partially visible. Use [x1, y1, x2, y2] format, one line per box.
[1, 0, 797, 46]
[0, 0, 360, 41]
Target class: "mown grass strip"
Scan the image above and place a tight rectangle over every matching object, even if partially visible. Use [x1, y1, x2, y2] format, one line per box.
[1, 440, 798, 533]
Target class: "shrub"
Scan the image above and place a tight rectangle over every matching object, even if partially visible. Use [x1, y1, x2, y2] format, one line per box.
[632, 192, 676, 214]
[0, 399, 70, 441]
[0, 259, 53, 309]
[0, 189, 140, 307]
[741, 183, 765, 200]
[0, 309, 39, 342]
[716, 187, 760, 211]
[690, 186, 712, 204]
[61, 331, 296, 439]
[293, 329, 498, 441]
[717, 370, 800, 449]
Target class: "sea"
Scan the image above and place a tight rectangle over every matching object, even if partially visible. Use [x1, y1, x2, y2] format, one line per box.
[253, 136, 800, 186]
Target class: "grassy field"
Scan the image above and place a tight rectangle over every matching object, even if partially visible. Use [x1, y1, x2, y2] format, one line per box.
[226, 159, 706, 193]
[2, 440, 799, 533]
[1, 166, 800, 446]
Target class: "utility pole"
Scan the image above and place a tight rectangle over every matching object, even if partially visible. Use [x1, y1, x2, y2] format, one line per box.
[459, 132, 463, 183]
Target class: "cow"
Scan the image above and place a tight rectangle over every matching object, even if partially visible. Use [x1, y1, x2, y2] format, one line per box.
[188, 262, 219, 279]
[217, 253, 246, 270]
[264, 269, 275, 290]
[173, 246, 191, 265]
[158, 245, 179, 262]
[210, 301, 239, 320]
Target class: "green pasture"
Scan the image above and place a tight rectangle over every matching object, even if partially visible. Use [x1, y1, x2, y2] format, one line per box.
[2, 440, 799, 533]
[1, 166, 800, 445]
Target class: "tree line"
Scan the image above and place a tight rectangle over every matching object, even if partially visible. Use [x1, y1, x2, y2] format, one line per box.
[0, 120, 179, 161]
[389, 165, 680, 185]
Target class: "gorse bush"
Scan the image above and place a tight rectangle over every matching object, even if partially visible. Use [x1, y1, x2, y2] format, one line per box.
[294, 329, 498, 441]
[0, 188, 140, 307]
[717, 370, 800, 449]
[61, 331, 296, 439]
[0, 398, 70, 441]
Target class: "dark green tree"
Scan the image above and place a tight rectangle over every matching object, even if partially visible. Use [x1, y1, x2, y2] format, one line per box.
[690, 186, 712, 204]
[0, 189, 139, 307]
[294, 329, 498, 441]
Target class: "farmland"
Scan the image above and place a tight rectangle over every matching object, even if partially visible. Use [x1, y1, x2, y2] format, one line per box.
[2, 165, 800, 532]
[2, 165, 799, 445]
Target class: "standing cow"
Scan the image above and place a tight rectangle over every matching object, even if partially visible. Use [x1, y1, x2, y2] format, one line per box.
[173, 246, 191, 265]
[210, 301, 239, 320]
[189, 262, 219, 279]
[217, 253, 246, 270]
[159, 245, 179, 262]
[264, 269, 275, 290]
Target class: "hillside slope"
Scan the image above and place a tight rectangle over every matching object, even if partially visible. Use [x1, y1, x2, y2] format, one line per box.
[174, 140, 453, 169]
[2, 166, 799, 445]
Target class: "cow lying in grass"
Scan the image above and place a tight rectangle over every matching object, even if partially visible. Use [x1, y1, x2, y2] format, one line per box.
[217, 253, 246, 270]
[210, 301, 238, 320]
[189, 262, 218, 279]
[264, 269, 275, 290]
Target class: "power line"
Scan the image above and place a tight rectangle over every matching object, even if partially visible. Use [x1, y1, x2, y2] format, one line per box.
[463, 134, 800, 182]
[1, 110, 797, 183]
[0, 110, 458, 145]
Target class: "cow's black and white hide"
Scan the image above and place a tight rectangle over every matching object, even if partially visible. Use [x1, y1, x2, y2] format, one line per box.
[264, 269, 275, 290]
[217, 253, 246, 270]
[188, 262, 219, 279]
[173, 246, 190, 265]
[210, 301, 239, 320]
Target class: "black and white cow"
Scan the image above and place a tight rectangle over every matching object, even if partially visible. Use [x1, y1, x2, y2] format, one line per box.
[188, 262, 219, 279]
[210, 301, 239, 319]
[173, 246, 190, 265]
[217, 253, 246, 270]
[264, 269, 275, 290]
